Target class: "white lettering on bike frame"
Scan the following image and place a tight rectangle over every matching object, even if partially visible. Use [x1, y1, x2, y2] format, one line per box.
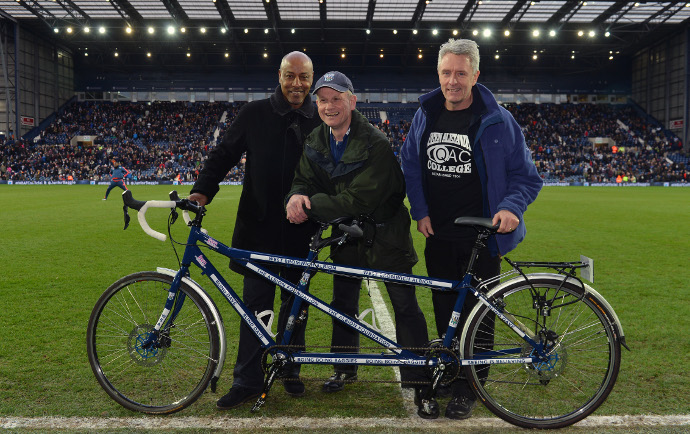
[153, 308, 171, 330]
[462, 357, 534, 365]
[210, 273, 269, 345]
[473, 287, 527, 339]
[292, 356, 428, 366]
[249, 254, 452, 289]
[246, 263, 403, 354]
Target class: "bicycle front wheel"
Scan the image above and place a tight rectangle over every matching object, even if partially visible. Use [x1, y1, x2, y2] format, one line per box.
[87, 271, 220, 414]
[462, 276, 622, 429]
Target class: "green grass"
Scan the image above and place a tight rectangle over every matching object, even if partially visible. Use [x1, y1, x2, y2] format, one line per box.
[0, 185, 688, 420]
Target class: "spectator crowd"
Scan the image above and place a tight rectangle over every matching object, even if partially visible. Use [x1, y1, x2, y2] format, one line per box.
[0, 100, 687, 184]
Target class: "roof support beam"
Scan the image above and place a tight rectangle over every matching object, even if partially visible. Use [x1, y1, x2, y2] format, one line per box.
[592, 1, 627, 26]
[319, 0, 326, 42]
[458, 0, 479, 30]
[159, 0, 188, 24]
[109, 0, 143, 27]
[213, 0, 244, 59]
[401, 0, 427, 68]
[546, 0, 580, 26]
[501, 0, 529, 27]
[263, 0, 284, 55]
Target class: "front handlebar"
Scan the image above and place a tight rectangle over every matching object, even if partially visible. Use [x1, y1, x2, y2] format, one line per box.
[122, 190, 203, 242]
[121, 190, 363, 248]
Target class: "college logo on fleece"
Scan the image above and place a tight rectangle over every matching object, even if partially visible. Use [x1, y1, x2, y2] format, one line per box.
[425, 132, 472, 179]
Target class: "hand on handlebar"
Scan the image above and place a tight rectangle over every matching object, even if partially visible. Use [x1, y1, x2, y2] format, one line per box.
[286, 194, 311, 224]
[188, 192, 208, 207]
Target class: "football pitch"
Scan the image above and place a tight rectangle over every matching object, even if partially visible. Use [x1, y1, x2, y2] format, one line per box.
[0, 185, 688, 428]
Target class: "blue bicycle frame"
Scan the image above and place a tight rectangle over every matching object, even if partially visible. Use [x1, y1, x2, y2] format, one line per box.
[96, 191, 625, 426]
[149, 221, 542, 373]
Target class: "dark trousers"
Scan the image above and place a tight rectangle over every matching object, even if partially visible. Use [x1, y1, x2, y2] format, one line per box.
[104, 180, 127, 198]
[231, 266, 306, 391]
[425, 236, 501, 399]
[330, 273, 429, 388]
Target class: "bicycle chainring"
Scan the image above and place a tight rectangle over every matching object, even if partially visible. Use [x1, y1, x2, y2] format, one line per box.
[424, 340, 460, 386]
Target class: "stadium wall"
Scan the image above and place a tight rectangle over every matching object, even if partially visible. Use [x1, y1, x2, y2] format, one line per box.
[0, 20, 74, 140]
[632, 27, 690, 152]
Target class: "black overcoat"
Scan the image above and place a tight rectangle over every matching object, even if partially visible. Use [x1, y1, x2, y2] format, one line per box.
[191, 86, 322, 264]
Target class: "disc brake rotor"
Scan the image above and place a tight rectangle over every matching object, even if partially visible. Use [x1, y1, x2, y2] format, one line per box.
[522, 339, 568, 383]
[128, 324, 167, 367]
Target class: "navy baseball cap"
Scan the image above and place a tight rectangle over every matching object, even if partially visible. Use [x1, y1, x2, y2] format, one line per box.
[312, 71, 354, 95]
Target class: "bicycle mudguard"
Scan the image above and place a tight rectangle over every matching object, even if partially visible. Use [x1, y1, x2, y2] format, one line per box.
[156, 267, 227, 390]
[459, 272, 628, 355]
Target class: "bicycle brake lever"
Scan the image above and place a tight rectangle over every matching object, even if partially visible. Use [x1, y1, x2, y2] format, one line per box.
[123, 204, 131, 230]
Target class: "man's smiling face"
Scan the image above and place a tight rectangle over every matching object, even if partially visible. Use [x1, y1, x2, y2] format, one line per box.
[315, 87, 356, 132]
[278, 55, 313, 109]
[438, 53, 479, 111]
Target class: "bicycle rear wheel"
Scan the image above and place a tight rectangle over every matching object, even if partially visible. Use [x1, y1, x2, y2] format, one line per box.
[87, 271, 220, 414]
[462, 276, 621, 429]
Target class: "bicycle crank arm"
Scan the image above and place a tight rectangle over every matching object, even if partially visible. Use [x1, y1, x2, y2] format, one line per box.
[251, 365, 280, 412]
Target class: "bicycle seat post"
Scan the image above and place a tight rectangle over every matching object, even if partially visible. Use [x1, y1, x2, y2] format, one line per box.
[463, 228, 492, 281]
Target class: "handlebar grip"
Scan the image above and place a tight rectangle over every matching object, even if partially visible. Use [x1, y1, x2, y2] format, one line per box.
[122, 190, 146, 211]
[338, 223, 364, 238]
[137, 200, 176, 242]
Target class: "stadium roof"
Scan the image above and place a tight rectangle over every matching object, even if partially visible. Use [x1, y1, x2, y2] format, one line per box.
[1, 0, 688, 73]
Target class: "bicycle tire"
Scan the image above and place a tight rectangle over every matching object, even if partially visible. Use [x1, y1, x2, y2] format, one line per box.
[86, 271, 220, 414]
[462, 275, 622, 429]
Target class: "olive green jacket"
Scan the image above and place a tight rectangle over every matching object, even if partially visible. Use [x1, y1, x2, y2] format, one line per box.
[287, 109, 418, 272]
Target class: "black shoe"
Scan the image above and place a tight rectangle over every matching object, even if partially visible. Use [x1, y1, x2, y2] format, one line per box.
[282, 375, 305, 397]
[322, 372, 357, 393]
[445, 395, 477, 420]
[216, 386, 261, 410]
[414, 388, 440, 419]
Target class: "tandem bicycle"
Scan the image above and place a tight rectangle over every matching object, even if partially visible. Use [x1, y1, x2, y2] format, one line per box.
[86, 190, 627, 429]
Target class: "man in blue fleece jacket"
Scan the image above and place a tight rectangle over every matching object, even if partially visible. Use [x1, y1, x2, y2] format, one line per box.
[401, 38, 543, 420]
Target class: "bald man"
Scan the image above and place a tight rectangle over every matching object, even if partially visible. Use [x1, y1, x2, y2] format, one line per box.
[190, 51, 322, 409]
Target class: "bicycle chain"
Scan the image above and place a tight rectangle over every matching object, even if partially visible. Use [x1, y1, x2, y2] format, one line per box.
[261, 345, 460, 386]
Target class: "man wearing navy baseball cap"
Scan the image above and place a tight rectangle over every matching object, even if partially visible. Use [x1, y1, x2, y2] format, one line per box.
[285, 71, 435, 418]
[312, 70, 354, 94]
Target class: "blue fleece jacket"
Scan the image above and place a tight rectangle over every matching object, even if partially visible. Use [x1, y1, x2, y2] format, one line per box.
[401, 83, 543, 256]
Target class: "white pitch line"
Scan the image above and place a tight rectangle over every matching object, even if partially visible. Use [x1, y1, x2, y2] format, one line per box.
[364, 279, 418, 417]
[1, 415, 688, 430]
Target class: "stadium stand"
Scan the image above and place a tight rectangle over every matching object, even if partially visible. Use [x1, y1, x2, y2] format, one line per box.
[0, 100, 687, 184]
